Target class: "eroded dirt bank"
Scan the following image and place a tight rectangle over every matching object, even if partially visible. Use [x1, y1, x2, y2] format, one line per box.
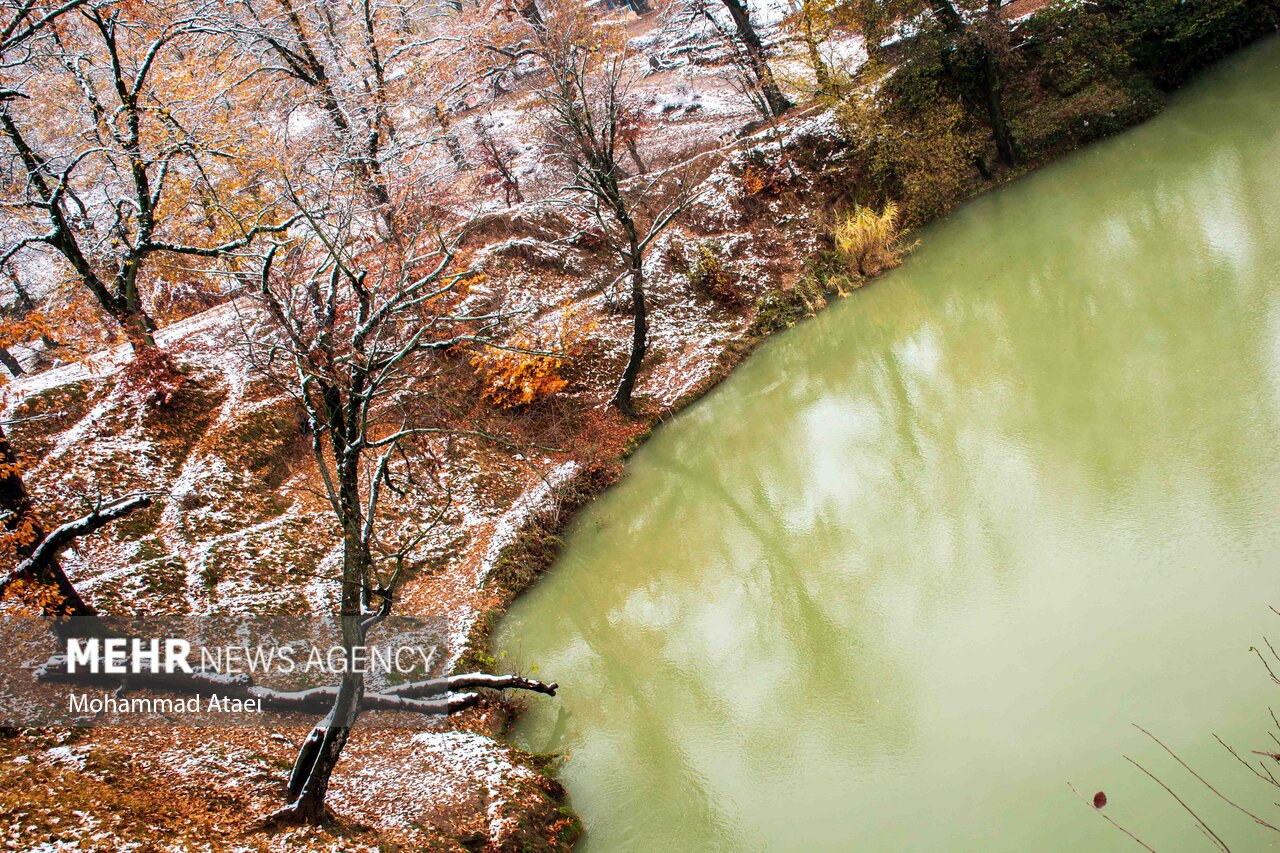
[0, 106, 836, 850]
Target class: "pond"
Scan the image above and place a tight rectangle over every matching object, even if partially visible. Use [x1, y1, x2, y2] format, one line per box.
[495, 37, 1280, 851]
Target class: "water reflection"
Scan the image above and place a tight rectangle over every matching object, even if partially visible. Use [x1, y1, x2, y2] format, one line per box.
[498, 37, 1280, 852]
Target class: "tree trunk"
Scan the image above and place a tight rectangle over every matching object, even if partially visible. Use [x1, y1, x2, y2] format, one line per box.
[805, 36, 830, 93]
[273, 473, 369, 824]
[980, 49, 1018, 166]
[282, 671, 361, 823]
[500, 167, 524, 204]
[930, 0, 965, 31]
[718, 0, 793, 119]
[0, 348, 22, 378]
[929, 0, 1018, 167]
[626, 138, 647, 175]
[517, 0, 542, 27]
[0, 426, 106, 638]
[113, 301, 158, 351]
[445, 136, 470, 171]
[434, 105, 471, 172]
[799, 1, 830, 93]
[610, 261, 647, 416]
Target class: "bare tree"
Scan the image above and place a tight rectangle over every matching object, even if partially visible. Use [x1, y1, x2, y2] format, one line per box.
[205, 0, 467, 232]
[433, 2, 540, 104]
[0, 0, 86, 56]
[617, 101, 648, 176]
[476, 115, 525, 205]
[245, 184, 556, 825]
[689, 0, 793, 119]
[433, 102, 471, 173]
[531, 11, 697, 414]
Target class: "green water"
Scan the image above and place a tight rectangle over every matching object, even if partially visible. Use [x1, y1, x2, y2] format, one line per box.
[495, 39, 1280, 851]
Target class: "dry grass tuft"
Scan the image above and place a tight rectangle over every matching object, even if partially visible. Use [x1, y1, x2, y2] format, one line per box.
[833, 202, 907, 279]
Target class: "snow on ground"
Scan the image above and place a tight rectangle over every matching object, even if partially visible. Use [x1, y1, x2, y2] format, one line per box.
[1, 3, 856, 847]
[478, 460, 581, 588]
[331, 729, 547, 847]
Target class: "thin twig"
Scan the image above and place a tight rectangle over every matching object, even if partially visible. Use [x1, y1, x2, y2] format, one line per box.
[1137, 725, 1280, 832]
[1215, 734, 1280, 789]
[1125, 755, 1230, 852]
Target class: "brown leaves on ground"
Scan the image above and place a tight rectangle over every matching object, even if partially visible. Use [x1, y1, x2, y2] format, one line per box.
[117, 346, 188, 409]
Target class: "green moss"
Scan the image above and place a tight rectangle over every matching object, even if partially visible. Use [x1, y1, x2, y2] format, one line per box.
[200, 555, 224, 595]
[621, 426, 654, 459]
[679, 241, 742, 305]
[193, 517, 326, 616]
[9, 378, 102, 460]
[750, 289, 805, 337]
[554, 806, 583, 846]
[221, 399, 304, 486]
[456, 646, 500, 675]
[494, 531, 560, 592]
[110, 503, 162, 542]
[90, 548, 186, 613]
[749, 274, 830, 338]
[140, 376, 227, 473]
[132, 534, 167, 564]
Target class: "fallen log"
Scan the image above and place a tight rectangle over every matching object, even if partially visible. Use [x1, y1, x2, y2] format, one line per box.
[33, 653, 556, 716]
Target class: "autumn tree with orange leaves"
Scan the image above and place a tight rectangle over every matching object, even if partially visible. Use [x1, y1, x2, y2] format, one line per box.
[0, 0, 296, 353]
[0, 0, 159, 632]
[0, 420, 151, 638]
